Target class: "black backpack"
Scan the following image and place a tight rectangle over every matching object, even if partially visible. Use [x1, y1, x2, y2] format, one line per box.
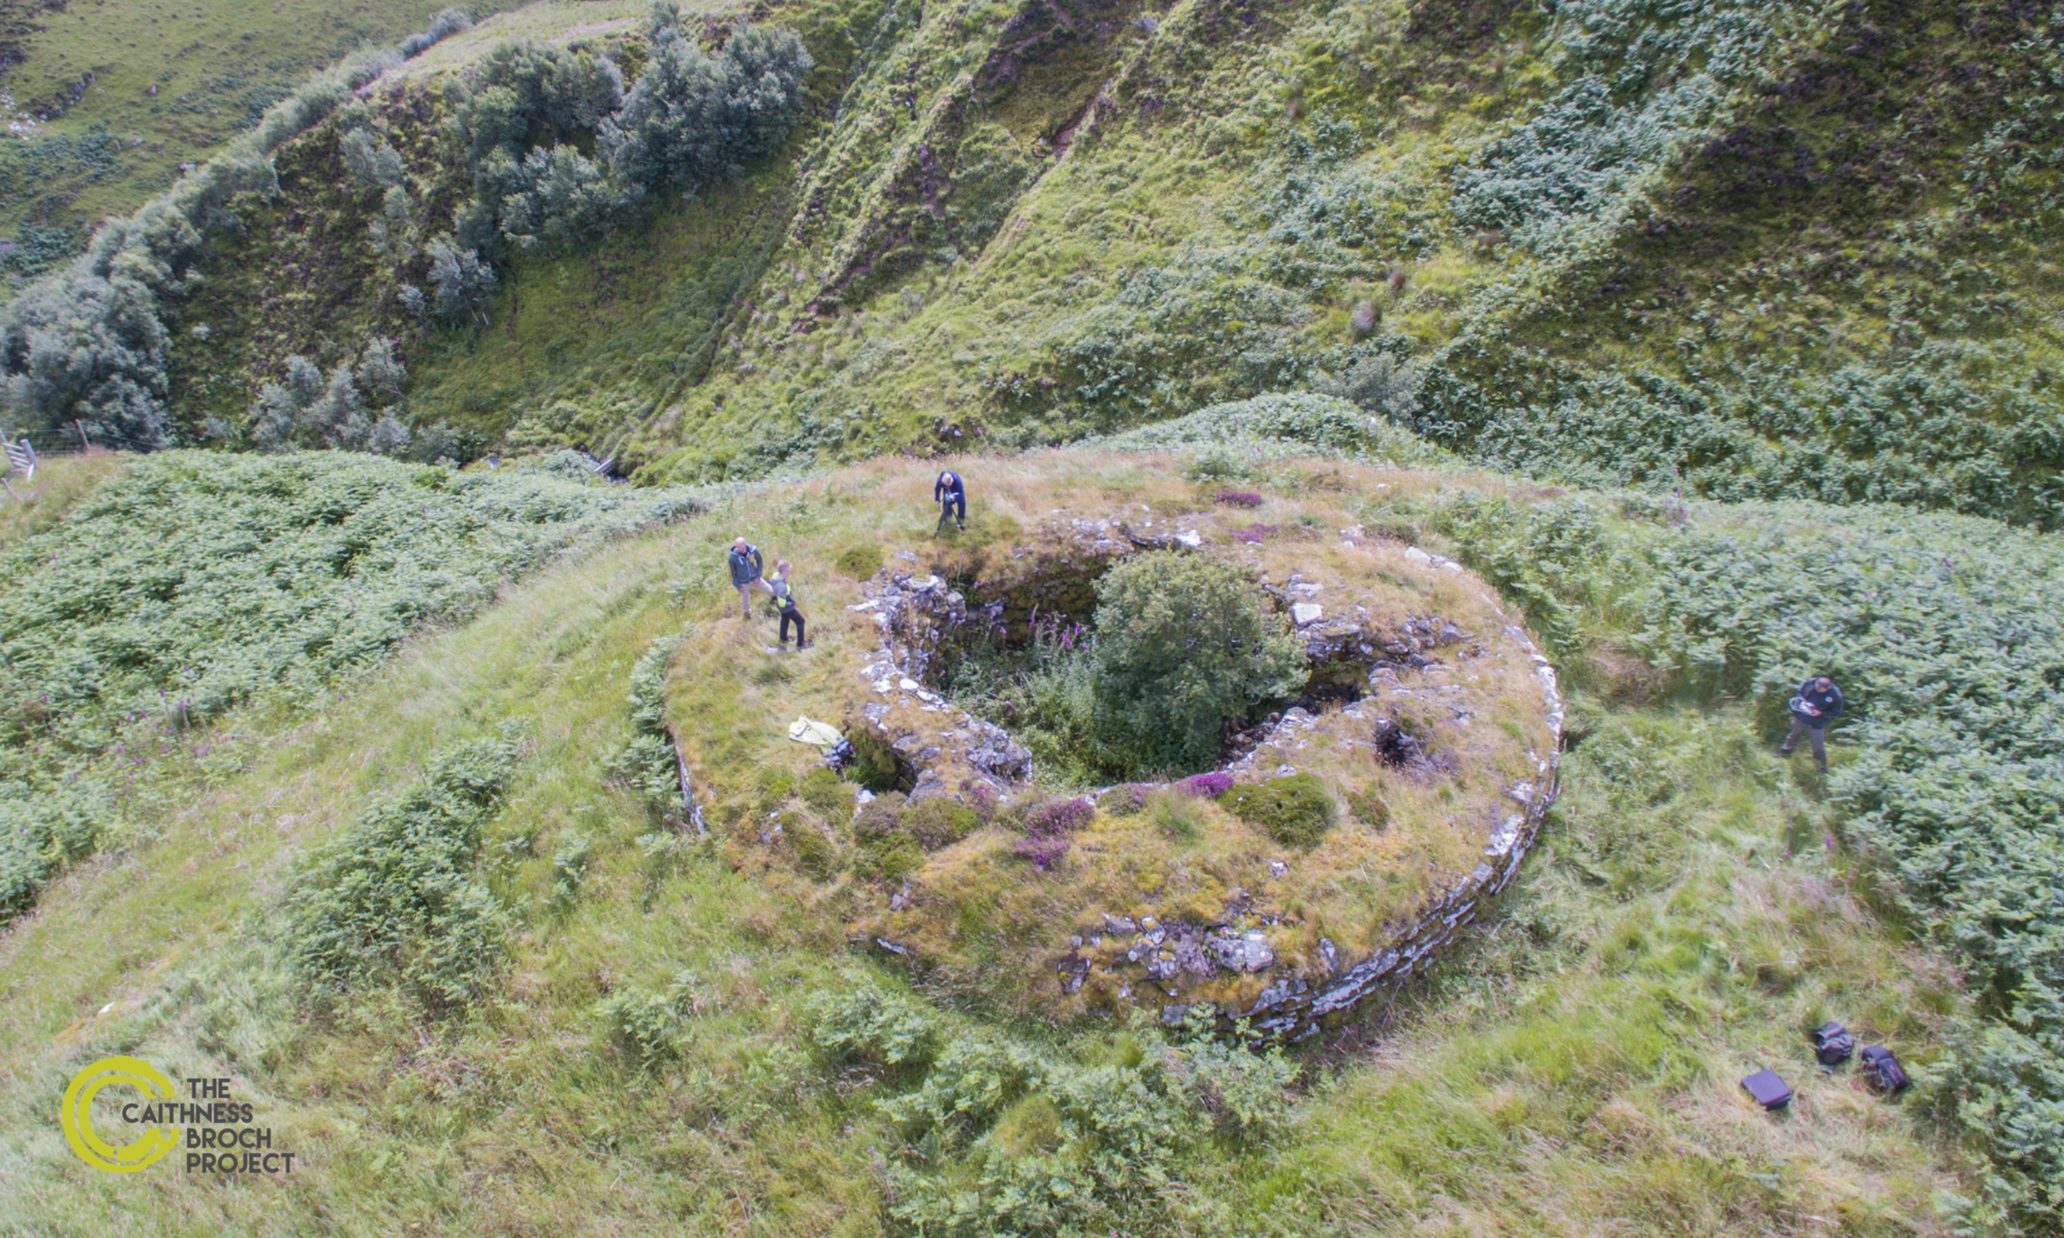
[1860, 1045, 1909, 1094]
[1810, 1021, 1856, 1067]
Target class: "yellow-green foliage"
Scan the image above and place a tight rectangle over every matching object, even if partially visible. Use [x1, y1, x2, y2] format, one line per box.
[280, 732, 524, 1008]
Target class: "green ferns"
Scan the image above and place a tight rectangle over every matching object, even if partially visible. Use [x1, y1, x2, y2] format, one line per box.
[0, 451, 702, 927]
[811, 981, 1296, 1235]
[1419, 489, 2064, 1230]
[611, 631, 695, 829]
[280, 733, 523, 1008]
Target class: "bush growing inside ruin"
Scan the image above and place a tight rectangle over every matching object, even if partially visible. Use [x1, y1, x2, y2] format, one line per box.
[1085, 552, 1305, 776]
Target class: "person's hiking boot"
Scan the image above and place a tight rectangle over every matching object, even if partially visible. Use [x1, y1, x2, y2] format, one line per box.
[798, 639, 813, 650]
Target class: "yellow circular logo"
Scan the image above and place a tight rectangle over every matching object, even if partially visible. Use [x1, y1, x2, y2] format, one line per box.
[61, 1056, 179, 1173]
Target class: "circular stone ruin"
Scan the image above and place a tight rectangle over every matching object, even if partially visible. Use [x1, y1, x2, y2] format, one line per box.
[838, 504, 1563, 1038]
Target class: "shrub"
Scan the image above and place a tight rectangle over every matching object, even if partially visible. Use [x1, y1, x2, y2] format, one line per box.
[1084, 553, 1306, 776]
[597, 971, 699, 1064]
[1011, 833, 1071, 871]
[789, 821, 840, 879]
[1011, 796, 1091, 871]
[498, 145, 638, 254]
[1224, 773, 1336, 849]
[1145, 789, 1206, 842]
[904, 797, 979, 849]
[851, 792, 922, 881]
[610, 634, 695, 824]
[1177, 771, 1234, 799]
[425, 234, 497, 322]
[340, 128, 406, 193]
[810, 981, 939, 1068]
[833, 540, 885, 579]
[1025, 797, 1093, 837]
[401, 7, 473, 58]
[0, 782, 109, 919]
[1172, 1030, 1298, 1139]
[959, 778, 999, 821]
[603, 17, 812, 192]
[852, 792, 906, 841]
[796, 765, 852, 820]
[279, 734, 522, 1007]
[879, 1017, 1295, 1232]
[0, 454, 701, 926]
[1099, 783, 1154, 815]
[1215, 489, 1263, 507]
[549, 831, 592, 909]
[1345, 787, 1390, 830]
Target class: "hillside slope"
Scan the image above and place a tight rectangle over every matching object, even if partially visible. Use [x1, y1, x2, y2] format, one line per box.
[13, 0, 2052, 523]
[0, 0, 526, 293]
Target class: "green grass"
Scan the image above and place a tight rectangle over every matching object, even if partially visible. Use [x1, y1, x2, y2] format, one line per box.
[0, 451, 126, 546]
[0, 450, 1993, 1233]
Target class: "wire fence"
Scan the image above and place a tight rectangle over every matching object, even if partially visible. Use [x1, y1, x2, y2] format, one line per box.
[4, 424, 93, 459]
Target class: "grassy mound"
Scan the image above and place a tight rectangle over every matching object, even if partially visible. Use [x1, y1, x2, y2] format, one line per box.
[652, 451, 1558, 1022]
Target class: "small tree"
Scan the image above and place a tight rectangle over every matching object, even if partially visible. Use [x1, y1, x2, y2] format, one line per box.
[340, 128, 406, 193]
[425, 235, 496, 322]
[603, 14, 811, 192]
[367, 411, 412, 456]
[310, 364, 366, 447]
[356, 336, 406, 405]
[1086, 552, 1305, 775]
[283, 354, 324, 406]
[249, 381, 302, 451]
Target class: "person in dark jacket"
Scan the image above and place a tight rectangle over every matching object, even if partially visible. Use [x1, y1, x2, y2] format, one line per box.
[727, 537, 764, 620]
[1779, 675, 1844, 771]
[766, 559, 810, 648]
[934, 469, 966, 531]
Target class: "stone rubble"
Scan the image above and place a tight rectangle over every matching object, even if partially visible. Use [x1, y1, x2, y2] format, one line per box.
[847, 517, 1563, 1040]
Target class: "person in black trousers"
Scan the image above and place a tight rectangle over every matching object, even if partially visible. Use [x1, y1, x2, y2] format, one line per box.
[766, 560, 810, 649]
[934, 469, 966, 531]
[1779, 674, 1844, 772]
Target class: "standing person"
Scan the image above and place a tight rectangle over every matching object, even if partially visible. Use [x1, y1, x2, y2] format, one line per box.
[934, 468, 966, 531]
[1779, 674, 1845, 772]
[766, 560, 810, 649]
[727, 537, 764, 620]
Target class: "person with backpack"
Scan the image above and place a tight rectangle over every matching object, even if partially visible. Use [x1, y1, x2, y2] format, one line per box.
[1779, 674, 1844, 772]
[766, 560, 810, 649]
[727, 537, 765, 620]
[934, 469, 966, 531]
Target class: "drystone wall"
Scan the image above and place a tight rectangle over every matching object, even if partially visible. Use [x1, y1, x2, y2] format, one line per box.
[842, 522, 1564, 1040]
